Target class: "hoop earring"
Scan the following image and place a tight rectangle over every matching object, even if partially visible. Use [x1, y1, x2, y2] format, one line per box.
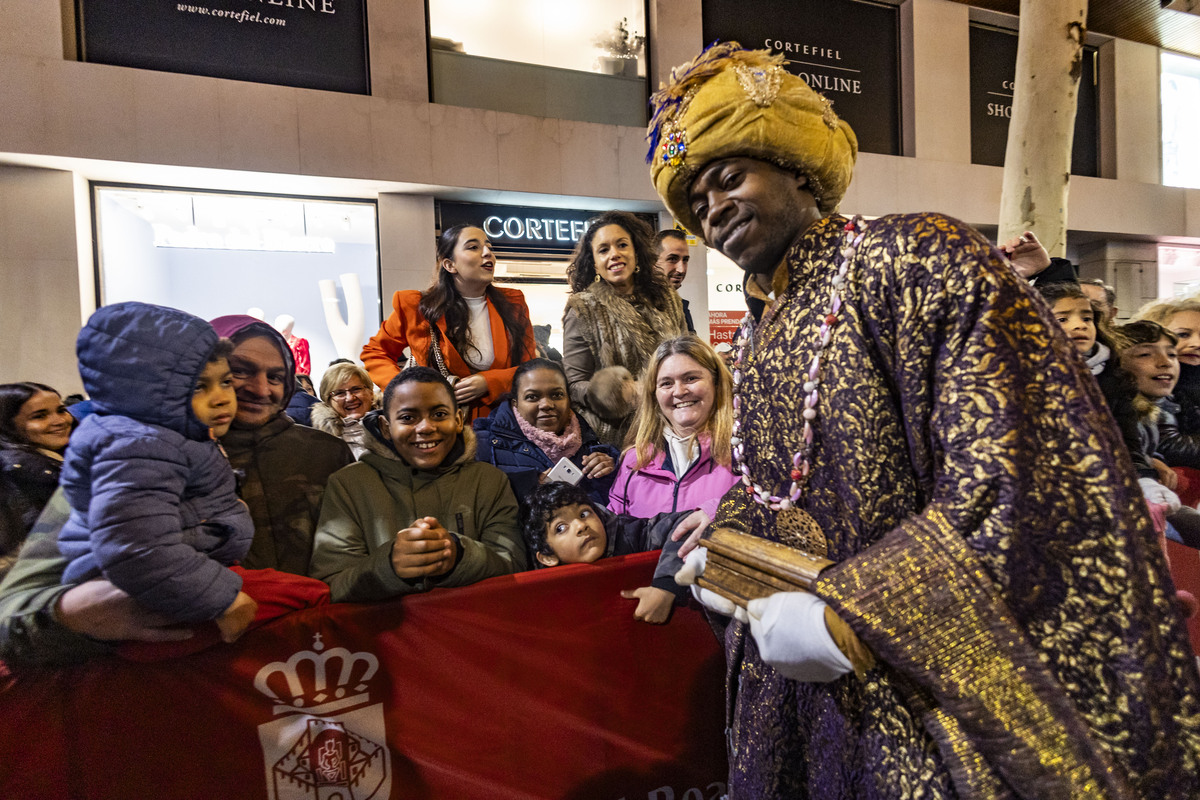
[593, 273, 600, 283]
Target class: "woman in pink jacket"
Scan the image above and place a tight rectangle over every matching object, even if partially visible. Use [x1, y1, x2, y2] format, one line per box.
[608, 336, 737, 521]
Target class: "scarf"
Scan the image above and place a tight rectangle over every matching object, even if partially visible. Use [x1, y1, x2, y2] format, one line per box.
[1086, 342, 1111, 376]
[515, 411, 583, 463]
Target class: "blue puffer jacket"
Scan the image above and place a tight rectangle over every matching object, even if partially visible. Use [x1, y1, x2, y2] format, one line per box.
[473, 400, 617, 507]
[58, 302, 254, 623]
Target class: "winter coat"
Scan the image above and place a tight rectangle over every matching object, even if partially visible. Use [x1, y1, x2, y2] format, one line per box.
[57, 302, 254, 623]
[360, 288, 536, 422]
[561, 280, 686, 447]
[309, 419, 526, 602]
[286, 390, 319, 427]
[311, 401, 375, 460]
[1159, 363, 1200, 469]
[607, 435, 738, 521]
[208, 315, 355, 576]
[472, 400, 618, 508]
[0, 445, 62, 575]
[222, 414, 354, 576]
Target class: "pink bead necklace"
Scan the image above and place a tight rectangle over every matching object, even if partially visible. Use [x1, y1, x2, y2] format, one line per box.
[730, 217, 865, 512]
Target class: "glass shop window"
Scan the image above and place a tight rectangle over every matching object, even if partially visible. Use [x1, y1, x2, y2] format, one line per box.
[427, 0, 649, 126]
[1163, 51, 1200, 189]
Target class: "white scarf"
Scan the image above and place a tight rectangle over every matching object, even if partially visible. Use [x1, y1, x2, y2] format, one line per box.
[662, 428, 698, 479]
[1086, 342, 1111, 376]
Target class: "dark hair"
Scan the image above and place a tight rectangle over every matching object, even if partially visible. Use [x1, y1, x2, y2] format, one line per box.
[0, 382, 64, 449]
[654, 229, 687, 251]
[420, 223, 532, 369]
[511, 358, 568, 397]
[382, 366, 458, 416]
[566, 211, 675, 310]
[207, 338, 234, 364]
[1119, 319, 1178, 348]
[328, 358, 354, 367]
[1038, 282, 1123, 353]
[521, 481, 595, 561]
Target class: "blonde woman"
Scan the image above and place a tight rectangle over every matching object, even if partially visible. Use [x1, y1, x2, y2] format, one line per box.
[607, 336, 737, 520]
[311, 362, 380, 459]
[1140, 296, 1200, 471]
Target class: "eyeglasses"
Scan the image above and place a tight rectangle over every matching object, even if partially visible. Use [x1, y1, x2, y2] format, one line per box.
[331, 386, 368, 401]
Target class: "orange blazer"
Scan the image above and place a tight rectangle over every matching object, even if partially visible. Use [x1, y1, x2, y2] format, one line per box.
[361, 288, 535, 421]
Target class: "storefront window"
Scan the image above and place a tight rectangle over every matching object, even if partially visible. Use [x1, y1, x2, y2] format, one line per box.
[1163, 52, 1200, 189]
[93, 186, 380, 386]
[1160, 245, 1200, 299]
[427, 0, 648, 126]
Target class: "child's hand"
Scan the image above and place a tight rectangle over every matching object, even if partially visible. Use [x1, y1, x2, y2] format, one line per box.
[670, 509, 711, 558]
[216, 591, 258, 643]
[580, 451, 615, 479]
[391, 517, 456, 579]
[620, 586, 675, 624]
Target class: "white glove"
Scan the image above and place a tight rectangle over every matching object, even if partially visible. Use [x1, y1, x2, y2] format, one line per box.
[1140, 477, 1182, 512]
[747, 592, 854, 683]
[675, 547, 748, 622]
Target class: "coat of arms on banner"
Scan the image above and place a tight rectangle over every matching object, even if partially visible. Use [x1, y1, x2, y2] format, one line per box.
[254, 632, 390, 800]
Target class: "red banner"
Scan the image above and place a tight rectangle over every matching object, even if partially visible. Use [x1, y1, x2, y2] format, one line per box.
[0, 553, 727, 800]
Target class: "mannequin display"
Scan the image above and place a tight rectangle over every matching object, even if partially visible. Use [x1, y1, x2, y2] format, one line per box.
[320, 273, 366, 361]
[274, 314, 311, 376]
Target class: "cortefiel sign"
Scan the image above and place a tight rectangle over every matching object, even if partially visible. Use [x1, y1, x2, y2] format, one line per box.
[702, 0, 902, 156]
[438, 202, 657, 258]
[969, 24, 1098, 176]
[76, 0, 370, 94]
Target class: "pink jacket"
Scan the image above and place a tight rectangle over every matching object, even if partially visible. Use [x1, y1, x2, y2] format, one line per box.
[607, 436, 738, 520]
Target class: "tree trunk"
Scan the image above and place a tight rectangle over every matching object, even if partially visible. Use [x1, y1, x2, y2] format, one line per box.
[997, 1, 1088, 259]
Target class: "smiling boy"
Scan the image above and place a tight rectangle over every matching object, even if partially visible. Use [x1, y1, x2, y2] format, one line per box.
[310, 367, 526, 602]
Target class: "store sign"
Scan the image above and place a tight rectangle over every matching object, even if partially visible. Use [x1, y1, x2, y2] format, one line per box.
[76, 0, 369, 94]
[969, 24, 1098, 176]
[702, 0, 902, 155]
[438, 202, 657, 257]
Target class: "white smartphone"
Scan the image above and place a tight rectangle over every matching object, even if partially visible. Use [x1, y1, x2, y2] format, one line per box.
[546, 457, 583, 485]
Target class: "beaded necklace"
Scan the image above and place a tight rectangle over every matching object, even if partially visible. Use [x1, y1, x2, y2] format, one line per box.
[729, 217, 865, 550]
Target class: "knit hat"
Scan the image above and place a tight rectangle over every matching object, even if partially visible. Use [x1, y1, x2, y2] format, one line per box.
[646, 42, 858, 240]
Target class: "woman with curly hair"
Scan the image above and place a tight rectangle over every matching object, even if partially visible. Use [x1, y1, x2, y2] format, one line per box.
[562, 211, 686, 447]
[361, 223, 535, 422]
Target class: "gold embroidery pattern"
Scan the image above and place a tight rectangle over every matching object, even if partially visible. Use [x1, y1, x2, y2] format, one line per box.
[711, 213, 1200, 798]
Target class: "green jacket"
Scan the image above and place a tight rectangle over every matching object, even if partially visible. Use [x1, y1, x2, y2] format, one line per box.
[0, 490, 112, 667]
[309, 427, 526, 602]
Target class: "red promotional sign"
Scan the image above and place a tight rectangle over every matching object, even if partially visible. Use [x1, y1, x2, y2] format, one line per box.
[708, 310, 744, 347]
[0, 553, 728, 800]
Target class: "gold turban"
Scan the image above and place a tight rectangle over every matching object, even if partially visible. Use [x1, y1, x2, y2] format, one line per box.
[647, 43, 858, 241]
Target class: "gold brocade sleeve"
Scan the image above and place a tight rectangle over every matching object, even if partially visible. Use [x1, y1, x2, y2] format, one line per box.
[816, 507, 1136, 800]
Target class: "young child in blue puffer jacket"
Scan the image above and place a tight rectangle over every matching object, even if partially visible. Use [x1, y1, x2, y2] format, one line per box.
[57, 302, 258, 642]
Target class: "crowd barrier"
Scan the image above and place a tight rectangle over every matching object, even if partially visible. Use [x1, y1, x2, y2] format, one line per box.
[0, 552, 729, 800]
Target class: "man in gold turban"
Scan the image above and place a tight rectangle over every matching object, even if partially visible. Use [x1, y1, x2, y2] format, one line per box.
[652, 42, 1200, 800]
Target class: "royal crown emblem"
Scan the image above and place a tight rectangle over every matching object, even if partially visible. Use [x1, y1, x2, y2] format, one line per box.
[255, 632, 390, 800]
[255, 632, 380, 716]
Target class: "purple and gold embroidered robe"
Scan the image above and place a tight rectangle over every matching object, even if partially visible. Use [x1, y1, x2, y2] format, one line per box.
[714, 213, 1200, 800]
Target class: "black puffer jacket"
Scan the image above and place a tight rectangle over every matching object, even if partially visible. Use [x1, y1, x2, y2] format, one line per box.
[1159, 363, 1200, 469]
[0, 445, 62, 574]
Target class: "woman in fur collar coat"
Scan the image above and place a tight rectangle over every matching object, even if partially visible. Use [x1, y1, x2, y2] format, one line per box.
[310, 361, 381, 459]
[562, 212, 686, 448]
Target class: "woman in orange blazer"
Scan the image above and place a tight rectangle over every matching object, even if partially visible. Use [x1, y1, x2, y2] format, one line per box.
[361, 223, 535, 421]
